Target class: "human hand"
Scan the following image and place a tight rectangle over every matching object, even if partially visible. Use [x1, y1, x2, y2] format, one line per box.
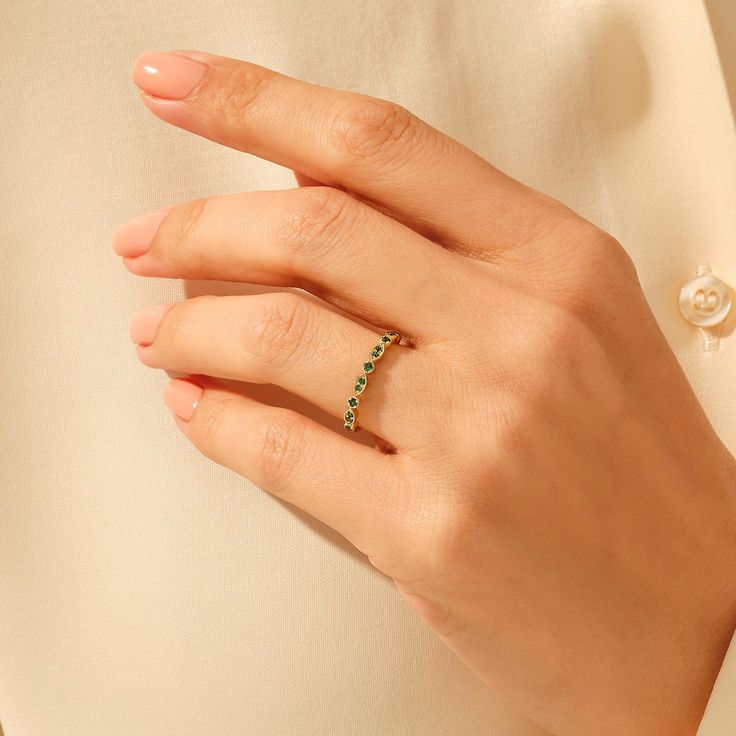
[113, 50, 736, 736]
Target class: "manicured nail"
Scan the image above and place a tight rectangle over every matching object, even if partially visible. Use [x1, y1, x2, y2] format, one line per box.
[132, 51, 208, 100]
[129, 303, 175, 345]
[163, 378, 204, 421]
[113, 205, 174, 257]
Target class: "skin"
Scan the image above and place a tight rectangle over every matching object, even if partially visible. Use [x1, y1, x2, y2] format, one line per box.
[115, 49, 736, 735]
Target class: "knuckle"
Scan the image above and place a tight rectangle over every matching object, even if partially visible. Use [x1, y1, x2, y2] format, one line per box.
[275, 186, 356, 267]
[567, 229, 642, 325]
[157, 301, 187, 351]
[255, 411, 307, 488]
[195, 392, 232, 461]
[523, 303, 604, 392]
[170, 197, 209, 254]
[243, 292, 311, 375]
[159, 294, 216, 352]
[424, 496, 485, 574]
[391, 473, 485, 584]
[213, 62, 271, 122]
[581, 228, 638, 281]
[329, 98, 421, 167]
[534, 303, 592, 360]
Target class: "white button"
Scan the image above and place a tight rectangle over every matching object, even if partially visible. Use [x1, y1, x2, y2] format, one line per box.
[679, 273, 732, 327]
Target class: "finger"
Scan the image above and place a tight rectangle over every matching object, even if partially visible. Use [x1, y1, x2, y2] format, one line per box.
[131, 49, 569, 260]
[166, 374, 405, 559]
[115, 185, 473, 342]
[131, 292, 419, 446]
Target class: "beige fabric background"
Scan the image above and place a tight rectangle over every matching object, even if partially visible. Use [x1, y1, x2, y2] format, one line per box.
[1, 1, 735, 734]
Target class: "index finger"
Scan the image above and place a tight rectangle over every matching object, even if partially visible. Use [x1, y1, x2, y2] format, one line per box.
[131, 49, 558, 258]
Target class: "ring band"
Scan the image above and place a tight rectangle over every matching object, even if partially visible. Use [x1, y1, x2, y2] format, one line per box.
[343, 330, 401, 432]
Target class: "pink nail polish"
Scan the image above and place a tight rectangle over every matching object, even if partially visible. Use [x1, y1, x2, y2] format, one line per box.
[163, 378, 204, 421]
[129, 303, 175, 345]
[132, 51, 208, 100]
[113, 205, 174, 257]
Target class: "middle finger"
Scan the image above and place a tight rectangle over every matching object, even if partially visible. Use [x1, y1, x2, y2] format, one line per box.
[115, 185, 474, 342]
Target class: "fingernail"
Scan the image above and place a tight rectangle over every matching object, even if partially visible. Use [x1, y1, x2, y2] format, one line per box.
[113, 205, 174, 257]
[163, 378, 204, 421]
[129, 303, 175, 345]
[132, 51, 208, 100]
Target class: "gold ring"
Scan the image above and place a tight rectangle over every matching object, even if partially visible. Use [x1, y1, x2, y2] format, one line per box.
[343, 330, 401, 432]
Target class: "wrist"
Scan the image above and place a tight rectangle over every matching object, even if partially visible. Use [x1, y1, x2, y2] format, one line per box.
[657, 467, 736, 735]
[678, 619, 736, 735]
[592, 459, 736, 736]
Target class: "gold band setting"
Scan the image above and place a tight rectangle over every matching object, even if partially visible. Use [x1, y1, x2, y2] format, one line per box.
[343, 330, 401, 432]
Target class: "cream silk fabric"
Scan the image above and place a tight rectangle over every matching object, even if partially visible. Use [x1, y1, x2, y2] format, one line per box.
[1, 1, 735, 734]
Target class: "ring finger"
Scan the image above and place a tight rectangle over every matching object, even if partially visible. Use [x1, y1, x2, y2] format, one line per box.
[130, 290, 422, 448]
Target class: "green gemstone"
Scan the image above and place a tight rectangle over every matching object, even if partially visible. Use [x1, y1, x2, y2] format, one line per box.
[344, 409, 355, 423]
[371, 343, 384, 359]
[354, 382, 365, 394]
[347, 396, 359, 408]
[356, 375, 366, 385]
[380, 335, 391, 343]
[343, 422, 355, 432]
[386, 331, 399, 338]
[363, 361, 375, 373]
